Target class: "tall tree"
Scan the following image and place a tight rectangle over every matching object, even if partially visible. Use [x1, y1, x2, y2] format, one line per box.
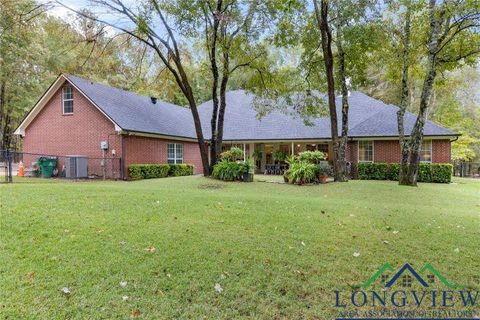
[58, 0, 212, 175]
[397, 1, 412, 185]
[313, 0, 344, 181]
[175, 0, 272, 168]
[0, 1, 45, 150]
[400, 0, 480, 185]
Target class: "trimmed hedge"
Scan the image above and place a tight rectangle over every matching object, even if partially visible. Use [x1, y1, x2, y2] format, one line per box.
[357, 162, 452, 183]
[169, 164, 194, 177]
[128, 163, 194, 180]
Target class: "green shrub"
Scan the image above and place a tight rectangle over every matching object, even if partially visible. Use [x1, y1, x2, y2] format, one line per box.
[284, 161, 318, 184]
[169, 164, 194, 177]
[317, 161, 333, 176]
[387, 163, 400, 181]
[357, 162, 452, 183]
[212, 160, 244, 181]
[220, 147, 244, 161]
[128, 165, 144, 180]
[128, 163, 193, 180]
[298, 151, 325, 164]
[431, 163, 453, 183]
[417, 163, 431, 182]
[358, 162, 380, 180]
[272, 150, 287, 162]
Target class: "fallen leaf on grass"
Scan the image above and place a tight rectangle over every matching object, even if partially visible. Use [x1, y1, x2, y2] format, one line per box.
[294, 269, 306, 276]
[454, 248, 460, 253]
[122, 295, 129, 301]
[145, 246, 156, 253]
[392, 230, 399, 234]
[120, 281, 127, 288]
[214, 283, 223, 293]
[301, 241, 306, 246]
[383, 240, 389, 245]
[353, 252, 360, 257]
[61, 287, 71, 296]
[131, 309, 141, 318]
[27, 271, 36, 280]
[154, 289, 165, 296]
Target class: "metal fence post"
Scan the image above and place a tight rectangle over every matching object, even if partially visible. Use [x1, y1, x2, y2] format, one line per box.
[6, 149, 12, 183]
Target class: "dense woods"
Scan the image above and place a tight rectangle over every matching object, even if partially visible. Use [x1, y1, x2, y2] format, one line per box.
[1, 0, 479, 183]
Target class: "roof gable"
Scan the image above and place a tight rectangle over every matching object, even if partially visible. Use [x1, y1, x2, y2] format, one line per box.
[14, 74, 121, 136]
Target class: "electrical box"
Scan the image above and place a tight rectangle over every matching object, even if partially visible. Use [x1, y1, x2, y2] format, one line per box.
[65, 155, 88, 179]
[100, 141, 108, 150]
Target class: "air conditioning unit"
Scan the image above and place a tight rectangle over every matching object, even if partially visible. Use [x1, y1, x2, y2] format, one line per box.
[65, 155, 88, 178]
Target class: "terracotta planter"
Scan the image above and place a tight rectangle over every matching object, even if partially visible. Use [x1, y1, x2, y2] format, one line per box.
[319, 175, 328, 184]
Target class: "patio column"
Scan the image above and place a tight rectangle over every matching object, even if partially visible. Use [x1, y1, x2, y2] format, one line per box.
[243, 143, 246, 160]
[291, 142, 294, 156]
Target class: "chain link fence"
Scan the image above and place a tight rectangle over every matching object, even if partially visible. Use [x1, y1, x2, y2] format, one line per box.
[1, 150, 123, 183]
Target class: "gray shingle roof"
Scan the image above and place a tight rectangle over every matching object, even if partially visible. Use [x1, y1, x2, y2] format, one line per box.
[67, 75, 458, 141]
[66, 75, 198, 139]
[198, 90, 458, 140]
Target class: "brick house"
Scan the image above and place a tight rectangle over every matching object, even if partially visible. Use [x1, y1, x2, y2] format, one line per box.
[14, 74, 459, 178]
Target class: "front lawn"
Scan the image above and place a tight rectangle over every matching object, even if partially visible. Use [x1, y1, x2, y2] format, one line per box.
[1, 177, 479, 319]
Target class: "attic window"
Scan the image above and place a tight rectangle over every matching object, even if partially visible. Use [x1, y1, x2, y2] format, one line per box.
[63, 86, 74, 114]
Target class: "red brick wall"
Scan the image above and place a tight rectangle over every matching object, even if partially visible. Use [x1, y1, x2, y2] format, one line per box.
[347, 139, 451, 164]
[23, 84, 122, 170]
[346, 141, 358, 163]
[124, 135, 203, 175]
[373, 140, 401, 163]
[432, 139, 451, 163]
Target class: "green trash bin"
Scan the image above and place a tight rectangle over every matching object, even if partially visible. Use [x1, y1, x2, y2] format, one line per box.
[37, 157, 58, 178]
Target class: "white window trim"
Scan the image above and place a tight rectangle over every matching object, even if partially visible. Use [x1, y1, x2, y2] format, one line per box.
[420, 140, 433, 163]
[358, 140, 374, 163]
[167, 143, 184, 164]
[62, 86, 74, 115]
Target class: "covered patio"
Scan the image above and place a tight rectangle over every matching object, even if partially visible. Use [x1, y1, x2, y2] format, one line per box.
[221, 141, 332, 174]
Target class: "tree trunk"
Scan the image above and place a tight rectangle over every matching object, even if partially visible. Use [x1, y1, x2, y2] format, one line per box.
[398, 4, 412, 185]
[208, 0, 223, 170]
[403, 0, 443, 186]
[185, 91, 210, 176]
[0, 81, 5, 150]
[314, 0, 342, 181]
[216, 50, 229, 159]
[336, 16, 349, 182]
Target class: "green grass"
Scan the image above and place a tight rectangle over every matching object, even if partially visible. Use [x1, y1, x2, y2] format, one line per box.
[1, 177, 479, 319]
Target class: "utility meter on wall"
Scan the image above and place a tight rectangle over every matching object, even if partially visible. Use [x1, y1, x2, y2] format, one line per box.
[100, 141, 108, 150]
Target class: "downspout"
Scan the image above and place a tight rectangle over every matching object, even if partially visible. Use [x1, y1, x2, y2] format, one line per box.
[121, 131, 128, 180]
[449, 136, 459, 164]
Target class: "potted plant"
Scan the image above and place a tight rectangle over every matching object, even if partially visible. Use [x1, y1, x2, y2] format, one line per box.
[272, 150, 287, 164]
[317, 161, 331, 184]
[242, 158, 255, 182]
[252, 149, 263, 161]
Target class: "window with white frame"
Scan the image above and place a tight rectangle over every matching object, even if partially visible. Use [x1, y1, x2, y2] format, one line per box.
[167, 143, 183, 164]
[420, 140, 432, 162]
[62, 86, 74, 114]
[358, 140, 374, 162]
